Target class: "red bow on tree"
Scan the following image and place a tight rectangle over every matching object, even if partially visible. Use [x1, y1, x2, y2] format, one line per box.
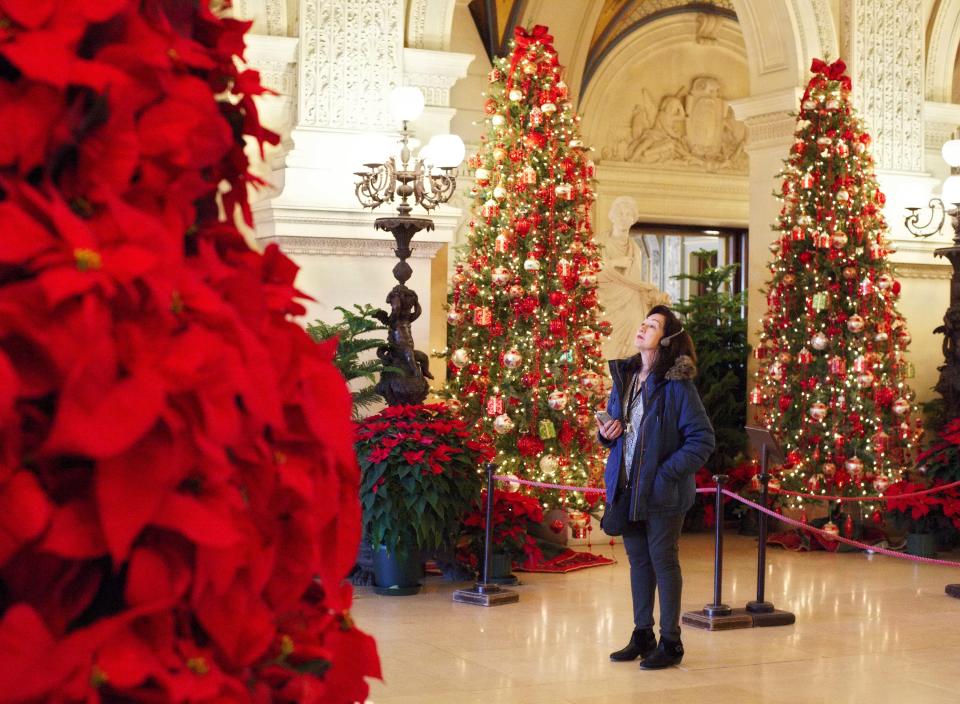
[514, 24, 554, 49]
[810, 58, 851, 89]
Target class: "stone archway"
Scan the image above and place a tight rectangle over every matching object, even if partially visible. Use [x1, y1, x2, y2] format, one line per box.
[926, 0, 960, 101]
[406, 0, 458, 50]
[729, 0, 835, 94]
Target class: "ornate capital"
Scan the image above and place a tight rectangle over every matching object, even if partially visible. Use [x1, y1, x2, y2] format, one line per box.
[243, 34, 298, 96]
[257, 235, 446, 259]
[924, 101, 960, 152]
[402, 47, 474, 107]
[729, 88, 802, 151]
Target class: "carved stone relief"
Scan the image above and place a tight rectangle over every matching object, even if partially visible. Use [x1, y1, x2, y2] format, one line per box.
[298, 0, 403, 130]
[601, 76, 747, 173]
[695, 14, 721, 45]
[841, 0, 923, 172]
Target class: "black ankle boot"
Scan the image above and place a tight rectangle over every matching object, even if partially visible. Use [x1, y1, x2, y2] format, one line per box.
[640, 638, 684, 669]
[609, 628, 657, 661]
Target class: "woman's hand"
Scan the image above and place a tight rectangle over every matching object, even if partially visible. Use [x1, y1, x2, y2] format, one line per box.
[599, 419, 623, 440]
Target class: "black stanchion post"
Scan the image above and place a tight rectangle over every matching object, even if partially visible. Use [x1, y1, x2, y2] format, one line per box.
[741, 426, 795, 627]
[682, 475, 751, 630]
[683, 427, 797, 630]
[453, 462, 519, 607]
[704, 475, 732, 617]
[481, 461, 495, 587]
[747, 444, 774, 614]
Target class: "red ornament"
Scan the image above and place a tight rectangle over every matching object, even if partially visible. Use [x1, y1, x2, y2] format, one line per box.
[519, 296, 538, 316]
[517, 434, 545, 457]
[550, 519, 565, 534]
[549, 318, 567, 336]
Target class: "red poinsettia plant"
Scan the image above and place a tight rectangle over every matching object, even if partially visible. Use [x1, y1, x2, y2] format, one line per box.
[689, 459, 757, 528]
[884, 418, 960, 536]
[0, 1, 378, 701]
[459, 489, 545, 569]
[356, 403, 492, 557]
[884, 480, 948, 534]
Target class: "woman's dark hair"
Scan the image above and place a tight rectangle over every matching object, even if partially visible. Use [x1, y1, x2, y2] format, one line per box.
[625, 304, 697, 379]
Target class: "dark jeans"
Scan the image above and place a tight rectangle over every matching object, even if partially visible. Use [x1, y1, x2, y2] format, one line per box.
[622, 513, 685, 640]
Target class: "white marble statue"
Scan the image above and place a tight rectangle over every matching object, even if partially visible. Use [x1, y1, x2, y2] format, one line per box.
[597, 196, 671, 361]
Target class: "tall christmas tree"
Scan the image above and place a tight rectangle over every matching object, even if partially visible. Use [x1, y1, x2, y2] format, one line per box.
[444, 25, 608, 508]
[752, 58, 923, 509]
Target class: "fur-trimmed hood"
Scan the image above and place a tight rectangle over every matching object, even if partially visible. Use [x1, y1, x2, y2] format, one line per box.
[664, 354, 697, 381]
[608, 354, 698, 388]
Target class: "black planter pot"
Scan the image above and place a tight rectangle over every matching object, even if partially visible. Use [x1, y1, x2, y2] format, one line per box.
[906, 532, 937, 558]
[372, 545, 424, 596]
[486, 552, 519, 586]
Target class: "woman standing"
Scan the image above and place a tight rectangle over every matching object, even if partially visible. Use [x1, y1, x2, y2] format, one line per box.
[597, 305, 715, 669]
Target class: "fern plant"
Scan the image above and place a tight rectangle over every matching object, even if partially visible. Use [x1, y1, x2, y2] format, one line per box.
[306, 304, 390, 418]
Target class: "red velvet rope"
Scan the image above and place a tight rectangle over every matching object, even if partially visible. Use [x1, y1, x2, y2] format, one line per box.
[492, 478, 960, 568]
[768, 479, 960, 503]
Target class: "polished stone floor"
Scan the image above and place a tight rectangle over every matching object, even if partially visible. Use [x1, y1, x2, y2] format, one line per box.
[353, 532, 960, 703]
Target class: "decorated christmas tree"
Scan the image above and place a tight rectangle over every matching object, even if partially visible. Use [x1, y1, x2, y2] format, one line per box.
[752, 58, 923, 510]
[444, 25, 608, 508]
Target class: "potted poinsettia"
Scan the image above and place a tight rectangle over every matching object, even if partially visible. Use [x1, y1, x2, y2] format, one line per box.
[885, 479, 946, 557]
[356, 403, 491, 594]
[459, 489, 545, 578]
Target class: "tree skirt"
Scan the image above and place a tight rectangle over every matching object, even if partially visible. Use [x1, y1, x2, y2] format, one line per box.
[514, 548, 615, 573]
[767, 525, 898, 553]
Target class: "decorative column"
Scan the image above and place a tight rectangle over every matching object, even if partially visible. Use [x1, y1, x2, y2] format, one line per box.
[730, 89, 803, 411]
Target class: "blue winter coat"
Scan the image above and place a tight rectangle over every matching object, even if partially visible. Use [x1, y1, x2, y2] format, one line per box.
[599, 355, 716, 520]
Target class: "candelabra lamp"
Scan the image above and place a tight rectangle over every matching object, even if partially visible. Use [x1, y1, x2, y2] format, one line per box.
[354, 86, 465, 406]
[904, 136, 960, 421]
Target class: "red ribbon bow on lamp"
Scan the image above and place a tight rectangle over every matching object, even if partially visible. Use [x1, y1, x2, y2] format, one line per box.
[514, 24, 554, 50]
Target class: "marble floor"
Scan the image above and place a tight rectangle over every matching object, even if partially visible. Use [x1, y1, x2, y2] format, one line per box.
[352, 531, 960, 703]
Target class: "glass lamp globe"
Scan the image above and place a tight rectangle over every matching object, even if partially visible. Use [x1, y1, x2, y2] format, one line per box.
[942, 174, 960, 205]
[388, 86, 425, 123]
[942, 138, 960, 168]
[425, 134, 466, 169]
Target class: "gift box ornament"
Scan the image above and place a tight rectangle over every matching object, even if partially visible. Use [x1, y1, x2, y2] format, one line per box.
[538, 419, 557, 439]
[474, 306, 493, 326]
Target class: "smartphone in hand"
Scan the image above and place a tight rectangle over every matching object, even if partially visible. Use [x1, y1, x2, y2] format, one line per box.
[595, 410, 614, 424]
